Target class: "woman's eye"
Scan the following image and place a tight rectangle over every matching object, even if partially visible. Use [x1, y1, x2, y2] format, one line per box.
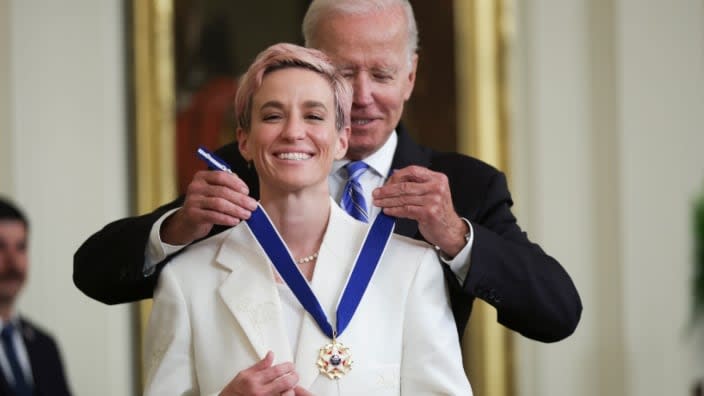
[262, 114, 282, 121]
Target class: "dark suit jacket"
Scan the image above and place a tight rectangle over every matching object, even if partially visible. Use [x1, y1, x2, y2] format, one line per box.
[0, 317, 72, 396]
[73, 124, 581, 342]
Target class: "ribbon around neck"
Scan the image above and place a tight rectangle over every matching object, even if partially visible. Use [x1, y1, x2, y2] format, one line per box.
[246, 205, 395, 339]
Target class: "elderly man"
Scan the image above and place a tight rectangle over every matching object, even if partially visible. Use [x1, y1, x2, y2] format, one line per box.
[74, 0, 581, 343]
[1, 198, 72, 396]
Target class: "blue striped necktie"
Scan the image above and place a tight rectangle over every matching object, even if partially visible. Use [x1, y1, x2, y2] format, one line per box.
[341, 161, 370, 222]
[1, 323, 32, 396]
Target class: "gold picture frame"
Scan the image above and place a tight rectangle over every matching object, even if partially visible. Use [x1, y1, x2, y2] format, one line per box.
[130, 0, 176, 387]
[455, 1, 514, 395]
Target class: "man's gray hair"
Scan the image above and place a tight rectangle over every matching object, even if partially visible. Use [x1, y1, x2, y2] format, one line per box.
[302, 0, 419, 65]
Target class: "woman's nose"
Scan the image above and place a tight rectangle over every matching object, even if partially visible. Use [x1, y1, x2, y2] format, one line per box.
[281, 116, 306, 139]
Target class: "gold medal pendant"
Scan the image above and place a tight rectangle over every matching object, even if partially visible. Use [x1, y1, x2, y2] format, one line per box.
[317, 340, 352, 379]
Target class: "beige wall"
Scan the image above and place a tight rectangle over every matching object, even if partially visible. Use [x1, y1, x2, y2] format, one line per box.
[0, 0, 12, 190]
[512, 0, 704, 395]
[1, 1, 135, 394]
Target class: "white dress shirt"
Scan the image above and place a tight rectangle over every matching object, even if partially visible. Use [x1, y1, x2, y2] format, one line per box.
[145, 131, 474, 283]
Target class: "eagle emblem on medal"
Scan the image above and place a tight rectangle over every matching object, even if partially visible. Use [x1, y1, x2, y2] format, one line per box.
[317, 340, 352, 379]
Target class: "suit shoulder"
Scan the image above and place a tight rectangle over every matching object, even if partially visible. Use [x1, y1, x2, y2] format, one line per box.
[428, 150, 511, 215]
[18, 317, 60, 348]
[430, 150, 502, 179]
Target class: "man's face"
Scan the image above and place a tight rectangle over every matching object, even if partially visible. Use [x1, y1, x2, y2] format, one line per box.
[314, 7, 418, 160]
[0, 220, 28, 305]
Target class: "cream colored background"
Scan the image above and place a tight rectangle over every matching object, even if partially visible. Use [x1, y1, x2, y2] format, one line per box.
[511, 1, 704, 395]
[0, 1, 135, 395]
[1, 0, 703, 395]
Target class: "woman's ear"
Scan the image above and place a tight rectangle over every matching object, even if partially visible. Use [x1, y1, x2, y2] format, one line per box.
[335, 126, 350, 160]
[236, 128, 252, 161]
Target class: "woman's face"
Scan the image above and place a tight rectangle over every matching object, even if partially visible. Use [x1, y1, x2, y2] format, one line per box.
[238, 67, 349, 194]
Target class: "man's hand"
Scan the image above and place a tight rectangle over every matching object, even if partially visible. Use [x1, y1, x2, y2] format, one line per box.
[373, 166, 469, 257]
[220, 351, 300, 396]
[161, 170, 258, 245]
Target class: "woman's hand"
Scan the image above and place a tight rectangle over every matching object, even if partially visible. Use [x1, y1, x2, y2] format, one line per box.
[219, 351, 299, 396]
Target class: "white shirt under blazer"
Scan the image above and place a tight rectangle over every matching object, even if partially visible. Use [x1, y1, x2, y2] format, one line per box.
[144, 200, 473, 395]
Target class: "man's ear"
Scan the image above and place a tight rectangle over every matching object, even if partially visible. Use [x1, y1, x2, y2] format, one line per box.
[236, 128, 251, 161]
[335, 126, 350, 160]
[403, 53, 418, 101]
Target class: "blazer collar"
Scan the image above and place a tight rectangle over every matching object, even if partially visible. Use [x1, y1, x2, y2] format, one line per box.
[215, 225, 294, 364]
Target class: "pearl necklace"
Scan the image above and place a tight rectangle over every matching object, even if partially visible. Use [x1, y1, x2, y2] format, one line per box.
[296, 251, 319, 264]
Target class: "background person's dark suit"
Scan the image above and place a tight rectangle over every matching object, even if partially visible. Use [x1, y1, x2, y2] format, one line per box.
[73, 124, 582, 343]
[0, 318, 72, 396]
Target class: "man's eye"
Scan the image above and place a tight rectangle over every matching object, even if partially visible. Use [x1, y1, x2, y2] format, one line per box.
[306, 114, 324, 121]
[373, 74, 393, 81]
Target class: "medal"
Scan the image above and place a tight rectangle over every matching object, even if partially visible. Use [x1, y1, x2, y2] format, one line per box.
[317, 338, 353, 379]
[247, 205, 395, 379]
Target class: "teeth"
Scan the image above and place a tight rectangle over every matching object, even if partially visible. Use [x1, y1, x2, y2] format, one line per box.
[353, 119, 372, 125]
[277, 152, 311, 160]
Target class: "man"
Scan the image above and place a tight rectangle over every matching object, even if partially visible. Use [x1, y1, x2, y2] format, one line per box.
[74, 0, 581, 343]
[0, 198, 72, 396]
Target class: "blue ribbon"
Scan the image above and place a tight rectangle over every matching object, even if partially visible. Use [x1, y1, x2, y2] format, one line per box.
[246, 206, 395, 339]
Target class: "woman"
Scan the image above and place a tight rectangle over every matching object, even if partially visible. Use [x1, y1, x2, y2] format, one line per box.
[143, 43, 472, 395]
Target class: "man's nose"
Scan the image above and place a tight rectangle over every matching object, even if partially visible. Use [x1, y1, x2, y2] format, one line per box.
[352, 74, 373, 107]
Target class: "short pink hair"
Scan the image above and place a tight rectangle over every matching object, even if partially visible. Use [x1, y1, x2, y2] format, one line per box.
[235, 43, 351, 133]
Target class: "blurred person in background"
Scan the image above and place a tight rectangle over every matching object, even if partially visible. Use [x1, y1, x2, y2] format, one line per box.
[0, 197, 72, 396]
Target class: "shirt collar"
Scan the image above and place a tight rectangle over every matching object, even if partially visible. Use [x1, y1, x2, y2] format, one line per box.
[332, 130, 398, 179]
[0, 314, 20, 330]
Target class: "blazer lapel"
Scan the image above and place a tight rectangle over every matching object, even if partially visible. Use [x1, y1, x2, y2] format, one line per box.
[0, 357, 11, 395]
[18, 319, 42, 394]
[389, 124, 432, 238]
[215, 225, 293, 364]
[294, 202, 367, 389]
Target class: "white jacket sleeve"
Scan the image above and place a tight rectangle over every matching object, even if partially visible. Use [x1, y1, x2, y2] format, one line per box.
[401, 248, 474, 395]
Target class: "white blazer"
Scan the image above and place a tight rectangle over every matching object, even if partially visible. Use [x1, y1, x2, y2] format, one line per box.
[144, 201, 472, 395]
